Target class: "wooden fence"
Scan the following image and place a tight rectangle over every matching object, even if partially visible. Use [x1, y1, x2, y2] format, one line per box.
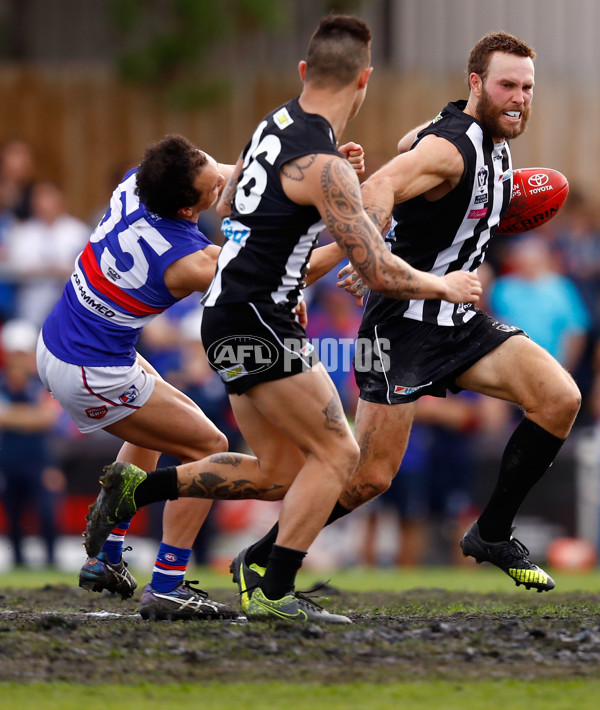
[1, 65, 596, 221]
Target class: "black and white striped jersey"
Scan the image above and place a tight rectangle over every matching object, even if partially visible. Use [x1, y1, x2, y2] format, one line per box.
[363, 100, 513, 328]
[203, 97, 341, 311]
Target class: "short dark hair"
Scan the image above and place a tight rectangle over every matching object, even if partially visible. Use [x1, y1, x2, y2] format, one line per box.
[467, 31, 536, 86]
[304, 14, 372, 89]
[135, 134, 207, 218]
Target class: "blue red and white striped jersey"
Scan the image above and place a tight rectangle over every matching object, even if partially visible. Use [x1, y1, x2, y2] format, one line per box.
[41, 169, 212, 366]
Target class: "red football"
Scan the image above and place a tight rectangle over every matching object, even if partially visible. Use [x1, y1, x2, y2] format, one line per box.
[496, 167, 569, 235]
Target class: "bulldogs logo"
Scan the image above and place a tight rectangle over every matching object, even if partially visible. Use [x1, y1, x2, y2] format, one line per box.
[119, 385, 139, 405]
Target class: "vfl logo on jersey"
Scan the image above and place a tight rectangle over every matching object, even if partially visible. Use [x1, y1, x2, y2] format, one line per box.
[86, 405, 108, 420]
[474, 166, 489, 205]
[273, 107, 294, 130]
[119, 385, 139, 405]
[393, 381, 433, 396]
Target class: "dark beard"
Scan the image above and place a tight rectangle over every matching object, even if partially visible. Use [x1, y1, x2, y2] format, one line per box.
[477, 88, 531, 140]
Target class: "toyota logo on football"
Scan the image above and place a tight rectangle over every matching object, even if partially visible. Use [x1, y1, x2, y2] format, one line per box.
[527, 173, 553, 194]
[528, 173, 549, 188]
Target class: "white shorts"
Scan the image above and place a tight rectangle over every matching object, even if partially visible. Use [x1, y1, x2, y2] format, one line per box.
[36, 333, 156, 433]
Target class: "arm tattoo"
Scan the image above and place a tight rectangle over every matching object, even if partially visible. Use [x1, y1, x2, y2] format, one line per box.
[320, 158, 422, 299]
[282, 153, 317, 181]
[178, 472, 283, 500]
[219, 174, 238, 212]
[364, 205, 390, 233]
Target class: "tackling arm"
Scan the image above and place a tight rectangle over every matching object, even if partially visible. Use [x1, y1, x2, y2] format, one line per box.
[360, 134, 464, 233]
[282, 153, 480, 304]
[163, 244, 221, 298]
[216, 158, 243, 219]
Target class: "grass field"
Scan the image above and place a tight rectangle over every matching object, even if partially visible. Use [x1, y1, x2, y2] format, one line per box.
[3, 562, 600, 593]
[2, 564, 600, 709]
[2, 679, 600, 710]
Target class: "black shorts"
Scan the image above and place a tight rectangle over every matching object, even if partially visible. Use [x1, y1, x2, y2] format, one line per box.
[201, 301, 319, 395]
[354, 309, 526, 404]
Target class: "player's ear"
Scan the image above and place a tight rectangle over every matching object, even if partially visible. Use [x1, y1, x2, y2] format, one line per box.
[358, 66, 374, 90]
[177, 206, 193, 220]
[469, 72, 482, 97]
[298, 60, 307, 82]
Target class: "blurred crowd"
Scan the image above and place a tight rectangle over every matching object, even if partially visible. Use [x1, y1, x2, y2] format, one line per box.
[1, 136, 600, 570]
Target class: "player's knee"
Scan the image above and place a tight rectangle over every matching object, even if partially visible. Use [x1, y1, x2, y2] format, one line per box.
[181, 429, 228, 462]
[552, 379, 581, 423]
[332, 437, 360, 484]
[367, 470, 393, 499]
[211, 431, 229, 454]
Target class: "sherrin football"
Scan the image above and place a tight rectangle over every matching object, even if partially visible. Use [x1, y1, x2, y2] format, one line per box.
[496, 167, 569, 235]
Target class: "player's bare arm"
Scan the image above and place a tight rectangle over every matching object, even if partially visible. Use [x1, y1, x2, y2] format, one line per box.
[163, 244, 221, 298]
[396, 120, 430, 154]
[338, 141, 365, 176]
[300, 144, 367, 286]
[216, 158, 243, 218]
[282, 153, 479, 303]
[361, 135, 465, 229]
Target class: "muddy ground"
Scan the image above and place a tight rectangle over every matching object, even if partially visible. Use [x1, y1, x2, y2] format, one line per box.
[1, 584, 600, 684]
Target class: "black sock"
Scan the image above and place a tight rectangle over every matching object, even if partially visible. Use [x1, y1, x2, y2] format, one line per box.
[134, 466, 179, 508]
[246, 501, 352, 568]
[260, 544, 306, 600]
[477, 418, 565, 542]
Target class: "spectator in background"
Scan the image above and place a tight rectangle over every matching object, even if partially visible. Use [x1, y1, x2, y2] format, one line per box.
[0, 139, 37, 320]
[0, 138, 35, 223]
[0, 319, 64, 568]
[553, 188, 600, 327]
[551, 189, 600, 417]
[489, 234, 591, 374]
[4, 180, 90, 327]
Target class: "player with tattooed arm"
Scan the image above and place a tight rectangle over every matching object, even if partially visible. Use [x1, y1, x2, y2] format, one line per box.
[84, 15, 481, 623]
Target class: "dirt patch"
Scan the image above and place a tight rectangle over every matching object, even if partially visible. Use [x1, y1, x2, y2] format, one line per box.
[1, 584, 600, 684]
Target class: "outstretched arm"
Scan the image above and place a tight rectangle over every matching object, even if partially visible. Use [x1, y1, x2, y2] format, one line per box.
[163, 244, 221, 298]
[302, 142, 367, 286]
[281, 153, 480, 304]
[360, 134, 464, 234]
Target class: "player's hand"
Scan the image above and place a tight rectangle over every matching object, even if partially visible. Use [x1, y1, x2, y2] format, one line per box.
[338, 142, 365, 176]
[439, 271, 482, 304]
[337, 263, 368, 306]
[294, 299, 308, 328]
